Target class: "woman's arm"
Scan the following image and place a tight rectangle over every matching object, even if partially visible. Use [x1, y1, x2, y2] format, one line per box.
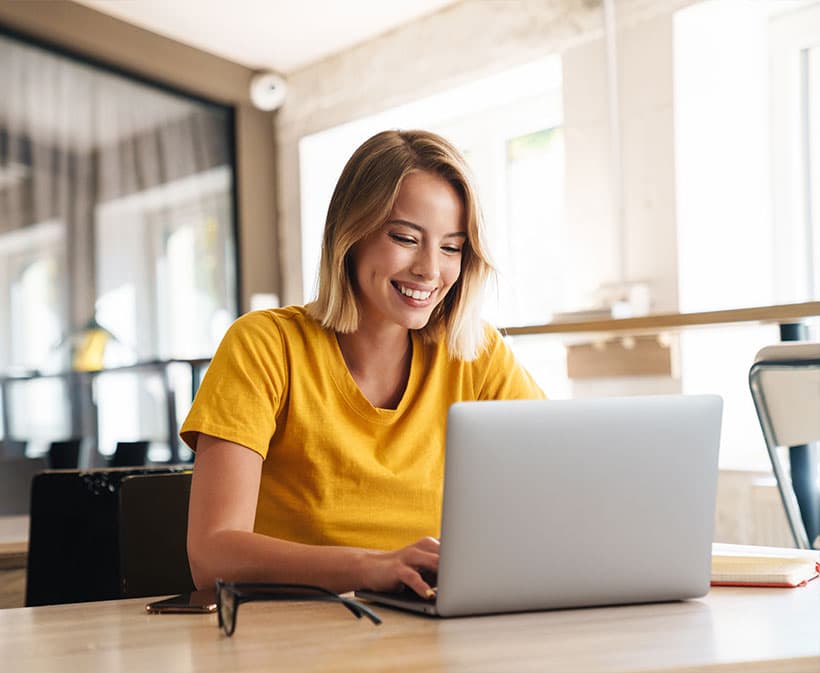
[187, 433, 439, 597]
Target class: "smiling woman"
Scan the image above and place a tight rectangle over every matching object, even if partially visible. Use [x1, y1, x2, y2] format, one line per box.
[180, 129, 544, 601]
[307, 130, 494, 359]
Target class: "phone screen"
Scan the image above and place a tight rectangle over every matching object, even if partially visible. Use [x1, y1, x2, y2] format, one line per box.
[145, 589, 218, 614]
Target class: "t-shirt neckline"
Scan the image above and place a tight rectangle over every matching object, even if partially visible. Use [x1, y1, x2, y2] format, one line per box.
[326, 328, 422, 423]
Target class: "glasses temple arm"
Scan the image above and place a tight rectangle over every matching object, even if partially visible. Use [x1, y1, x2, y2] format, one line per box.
[337, 596, 382, 625]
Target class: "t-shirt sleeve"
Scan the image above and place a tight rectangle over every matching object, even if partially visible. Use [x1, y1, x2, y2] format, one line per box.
[179, 311, 287, 459]
[474, 324, 546, 401]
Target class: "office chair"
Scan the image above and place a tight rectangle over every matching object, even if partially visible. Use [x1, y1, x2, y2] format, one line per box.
[0, 456, 47, 515]
[110, 440, 149, 468]
[749, 342, 820, 549]
[25, 466, 189, 606]
[47, 438, 82, 469]
[118, 471, 195, 598]
[0, 438, 27, 459]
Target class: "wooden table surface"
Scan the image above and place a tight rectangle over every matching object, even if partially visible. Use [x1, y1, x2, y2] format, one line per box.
[0, 515, 29, 565]
[0, 515, 29, 609]
[2, 581, 819, 673]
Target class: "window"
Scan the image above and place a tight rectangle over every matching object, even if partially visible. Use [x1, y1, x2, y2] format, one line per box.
[0, 31, 238, 460]
[769, 1, 820, 304]
[502, 127, 566, 326]
[674, 0, 820, 470]
[806, 43, 820, 297]
[95, 166, 236, 361]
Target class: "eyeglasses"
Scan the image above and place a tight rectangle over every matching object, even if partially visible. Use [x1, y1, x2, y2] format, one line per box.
[215, 580, 382, 635]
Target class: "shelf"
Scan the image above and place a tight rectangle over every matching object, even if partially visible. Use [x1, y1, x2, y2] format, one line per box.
[500, 301, 820, 337]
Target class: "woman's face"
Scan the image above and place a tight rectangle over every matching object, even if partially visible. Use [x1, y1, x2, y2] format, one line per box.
[350, 170, 466, 333]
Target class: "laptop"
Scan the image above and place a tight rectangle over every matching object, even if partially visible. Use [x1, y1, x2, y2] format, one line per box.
[355, 394, 722, 617]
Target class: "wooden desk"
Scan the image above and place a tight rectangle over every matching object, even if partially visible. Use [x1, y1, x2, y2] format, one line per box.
[2, 582, 819, 672]
[0, 515, 28, 609]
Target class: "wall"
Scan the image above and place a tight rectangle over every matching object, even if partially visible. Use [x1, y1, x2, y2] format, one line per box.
[563, 11, 679, 314]
[0, 0, 279, 313]
[715, 471, 794, 547]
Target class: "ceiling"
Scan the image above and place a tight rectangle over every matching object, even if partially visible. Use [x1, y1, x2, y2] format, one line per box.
[72, 0, 462, 75]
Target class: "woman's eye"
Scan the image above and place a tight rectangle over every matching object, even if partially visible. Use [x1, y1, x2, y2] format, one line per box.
[389, 233, 416, 245]
[442, 245, 462, 255]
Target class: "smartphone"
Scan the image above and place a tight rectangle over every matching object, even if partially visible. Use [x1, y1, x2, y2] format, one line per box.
[145, 589, 217, 614]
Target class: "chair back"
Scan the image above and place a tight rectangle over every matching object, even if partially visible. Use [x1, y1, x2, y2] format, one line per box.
[0, 456, 47, 515]
[750, 342, 820, 549]
[119, 471, 195, 598]
[110, 440, 149, 468]
[47, 438, 82, 469]
[0, 438, 27, 459]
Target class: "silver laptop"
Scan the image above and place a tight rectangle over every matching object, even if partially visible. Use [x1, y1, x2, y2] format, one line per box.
[356, 395, 722, 617]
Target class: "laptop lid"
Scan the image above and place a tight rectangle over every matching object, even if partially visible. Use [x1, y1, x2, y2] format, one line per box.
[430, 395, 722, 617]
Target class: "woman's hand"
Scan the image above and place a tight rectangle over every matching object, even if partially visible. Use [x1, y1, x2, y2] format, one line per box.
[358, 537, 440, 599]
[190, 435, 442, 596]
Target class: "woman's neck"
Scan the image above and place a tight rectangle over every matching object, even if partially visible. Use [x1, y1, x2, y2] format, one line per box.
[336, 324, 413, 409]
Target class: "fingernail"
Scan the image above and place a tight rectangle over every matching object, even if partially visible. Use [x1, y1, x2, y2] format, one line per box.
[425, 589, 436, 598]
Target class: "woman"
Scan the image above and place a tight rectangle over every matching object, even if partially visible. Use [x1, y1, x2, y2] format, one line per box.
[181, 129, 544, 600]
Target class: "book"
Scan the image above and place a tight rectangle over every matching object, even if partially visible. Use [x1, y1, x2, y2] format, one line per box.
[711, 543, 820, 588]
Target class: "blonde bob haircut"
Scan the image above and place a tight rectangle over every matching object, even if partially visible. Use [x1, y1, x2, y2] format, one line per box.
[306, 129, 494, 361]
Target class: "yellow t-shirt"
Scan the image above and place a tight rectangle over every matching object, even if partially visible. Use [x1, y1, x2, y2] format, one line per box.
[180, 306, 544, 551]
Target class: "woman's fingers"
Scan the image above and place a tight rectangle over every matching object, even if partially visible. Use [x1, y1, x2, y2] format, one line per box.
[401, 546, 438, 568]
[396, 540, 439, 598]
[415, 536, 441, 553]
[359, 537, 441, 598]
[397, 564, 436, 599]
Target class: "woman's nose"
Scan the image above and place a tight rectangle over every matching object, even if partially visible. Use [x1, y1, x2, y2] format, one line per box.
[410, 245, 439, 280]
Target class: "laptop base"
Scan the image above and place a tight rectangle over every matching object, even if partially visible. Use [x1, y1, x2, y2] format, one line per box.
[355, 589, 440, 616]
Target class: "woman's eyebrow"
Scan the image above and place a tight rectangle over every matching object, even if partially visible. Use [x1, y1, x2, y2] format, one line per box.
[386, 219, 467, 239]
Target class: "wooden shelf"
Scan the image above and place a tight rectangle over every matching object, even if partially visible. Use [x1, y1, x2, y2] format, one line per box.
[500, 301, 820, 337]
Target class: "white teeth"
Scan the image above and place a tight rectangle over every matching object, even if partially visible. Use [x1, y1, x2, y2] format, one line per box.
[398, 285, 432, 300]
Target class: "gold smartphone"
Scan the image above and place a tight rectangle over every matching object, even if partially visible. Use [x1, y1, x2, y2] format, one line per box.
[145, 589, 217, 614]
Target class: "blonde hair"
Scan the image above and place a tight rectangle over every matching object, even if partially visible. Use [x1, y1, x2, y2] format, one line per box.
[306, 129, 494, 361]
